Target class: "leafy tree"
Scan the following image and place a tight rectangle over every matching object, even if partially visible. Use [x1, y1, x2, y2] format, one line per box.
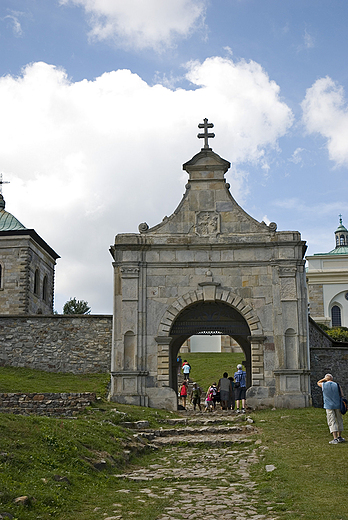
[63, 297, 91, 315]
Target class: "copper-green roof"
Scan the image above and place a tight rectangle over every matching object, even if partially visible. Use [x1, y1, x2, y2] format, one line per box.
[314, 246, 348, 256]
[0, 210, 26, 231]
[0, 194, 26, 231]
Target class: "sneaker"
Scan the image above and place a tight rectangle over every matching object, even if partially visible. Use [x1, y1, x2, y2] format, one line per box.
[329, 438, 339, 444]
[241, 408, 246, 414]
[236, 409, 241, 413]
[337, 436, 346, 443]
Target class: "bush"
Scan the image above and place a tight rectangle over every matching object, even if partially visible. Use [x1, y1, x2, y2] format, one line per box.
[326, 327, 348, 342]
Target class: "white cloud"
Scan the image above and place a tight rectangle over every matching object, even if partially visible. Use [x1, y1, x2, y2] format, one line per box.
[0, 58, 292, 312]
[59, 0, 207, 50]
[303, 29, 314, 49]
[2, 13, 23, 36]
[288, 147, 305, 166]
[301, 76, 348, 167]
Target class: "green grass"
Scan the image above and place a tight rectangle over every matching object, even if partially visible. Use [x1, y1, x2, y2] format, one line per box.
[0, 401, 178, 520]
[252, 407, 348, 520]
[0, 366, 110, 396]
[181, 351, 244, 390]
[1, 366, 348, 519]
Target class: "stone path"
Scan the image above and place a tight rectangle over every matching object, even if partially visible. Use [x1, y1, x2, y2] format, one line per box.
[101, 414, 282, 520]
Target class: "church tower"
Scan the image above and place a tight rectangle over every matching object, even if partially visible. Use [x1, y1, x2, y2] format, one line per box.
[0, 191, 59, 315]
[334, 216, 348, 249]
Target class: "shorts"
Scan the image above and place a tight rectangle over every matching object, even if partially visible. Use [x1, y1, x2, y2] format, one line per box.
[205, 399, 213, 408]
[326, 408, 344, 433]
[235, 387, 246, 400]
[192, 397, 200, 405]
[220, 390, 230, 402]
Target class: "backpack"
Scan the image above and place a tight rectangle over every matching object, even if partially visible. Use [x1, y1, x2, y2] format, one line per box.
[337, 383, 348, 415]
[234, 371, 245, 388]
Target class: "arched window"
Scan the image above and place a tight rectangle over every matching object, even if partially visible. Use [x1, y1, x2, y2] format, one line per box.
[34, 269, 39, 295]
[331, 305, 341, 327]
[340, 234, 345, 245]
[336, 235, 339, 246]
[42, 275, 48, 301]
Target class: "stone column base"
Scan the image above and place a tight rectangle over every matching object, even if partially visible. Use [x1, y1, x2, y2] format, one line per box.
[273, 369, 311, 408]
[110, 370, 149, 407]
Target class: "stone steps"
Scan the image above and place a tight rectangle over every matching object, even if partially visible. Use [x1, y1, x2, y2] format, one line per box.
[130, 415, 256, 447]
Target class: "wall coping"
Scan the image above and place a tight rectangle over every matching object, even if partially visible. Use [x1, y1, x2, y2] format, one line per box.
[0, 314, 112, 319]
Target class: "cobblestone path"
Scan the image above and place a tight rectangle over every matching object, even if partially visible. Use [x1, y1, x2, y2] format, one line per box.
[103, 415, 282, 520]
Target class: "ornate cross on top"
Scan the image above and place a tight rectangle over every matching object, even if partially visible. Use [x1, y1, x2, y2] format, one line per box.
[197, 118, 215, 149]
[0, 173, 9, 195]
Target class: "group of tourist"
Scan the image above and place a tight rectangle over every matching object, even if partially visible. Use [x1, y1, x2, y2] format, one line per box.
[178, 356, 347, 443]
[178, 362, 247, 413]
[178, 358, 347, 444]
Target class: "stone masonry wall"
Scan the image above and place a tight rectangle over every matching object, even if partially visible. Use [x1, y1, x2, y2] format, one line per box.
[0, 392, 96, 416]
[0, 315, 112, 373]
[309, 317, 348, 407]
[308, 284, 324, 320]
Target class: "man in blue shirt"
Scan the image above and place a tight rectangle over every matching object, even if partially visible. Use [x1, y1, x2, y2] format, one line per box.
[234, 364, 247, 413]
[317, 373, 345, 444]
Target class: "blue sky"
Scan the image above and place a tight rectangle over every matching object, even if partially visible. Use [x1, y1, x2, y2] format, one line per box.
[1, 0, 348, 313]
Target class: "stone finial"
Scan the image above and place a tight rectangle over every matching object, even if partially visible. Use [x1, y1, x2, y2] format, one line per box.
[138, 222, 149, 233]
[197, 118, 215, 150]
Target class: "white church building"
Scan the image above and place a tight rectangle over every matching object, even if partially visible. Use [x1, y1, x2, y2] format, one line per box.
[306, 217, 348, 327]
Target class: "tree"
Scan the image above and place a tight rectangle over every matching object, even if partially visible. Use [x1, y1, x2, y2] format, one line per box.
[63, 297, 91, 315]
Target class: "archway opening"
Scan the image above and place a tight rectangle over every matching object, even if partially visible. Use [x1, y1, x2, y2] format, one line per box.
[168, 300, 251, 399]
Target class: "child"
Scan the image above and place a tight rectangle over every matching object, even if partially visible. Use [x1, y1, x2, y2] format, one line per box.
[204, 385, 214, 412]
[190, 382, 202, 411]
[211, 382, 218, 410]
[179, 380, 188, 408]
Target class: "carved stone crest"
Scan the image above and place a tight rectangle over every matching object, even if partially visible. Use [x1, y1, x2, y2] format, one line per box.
[195, 211, 220, 236]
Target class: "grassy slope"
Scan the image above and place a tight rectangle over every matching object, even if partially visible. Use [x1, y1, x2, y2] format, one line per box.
[0, 366, 348, 520]
[0, 366, 110, 395]
[181, 352, 244, 390]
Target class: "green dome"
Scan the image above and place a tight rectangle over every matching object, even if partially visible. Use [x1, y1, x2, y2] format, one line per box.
[335, 216, 348, 234]
[0, 194, 26, 231]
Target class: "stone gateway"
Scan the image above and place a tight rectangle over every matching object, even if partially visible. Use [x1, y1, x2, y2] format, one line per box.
[109, 120, 310, 410]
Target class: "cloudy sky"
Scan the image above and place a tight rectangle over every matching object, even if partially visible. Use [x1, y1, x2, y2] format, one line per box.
[1, 0, 348, 314]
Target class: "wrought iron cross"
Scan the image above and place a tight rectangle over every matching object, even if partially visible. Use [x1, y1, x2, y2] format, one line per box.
[197, 118, 215, 149]
[0, 173, 9, 195]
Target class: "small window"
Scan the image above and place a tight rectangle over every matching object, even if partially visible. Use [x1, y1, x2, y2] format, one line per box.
[34, 269, 39, 295]
[340, 235, 345, 245]
[42, 275, 48, 301]
[331, 305, 341, 327]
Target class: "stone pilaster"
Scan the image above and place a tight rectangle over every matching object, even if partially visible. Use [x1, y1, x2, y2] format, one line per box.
[155, 336, 172, 387]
